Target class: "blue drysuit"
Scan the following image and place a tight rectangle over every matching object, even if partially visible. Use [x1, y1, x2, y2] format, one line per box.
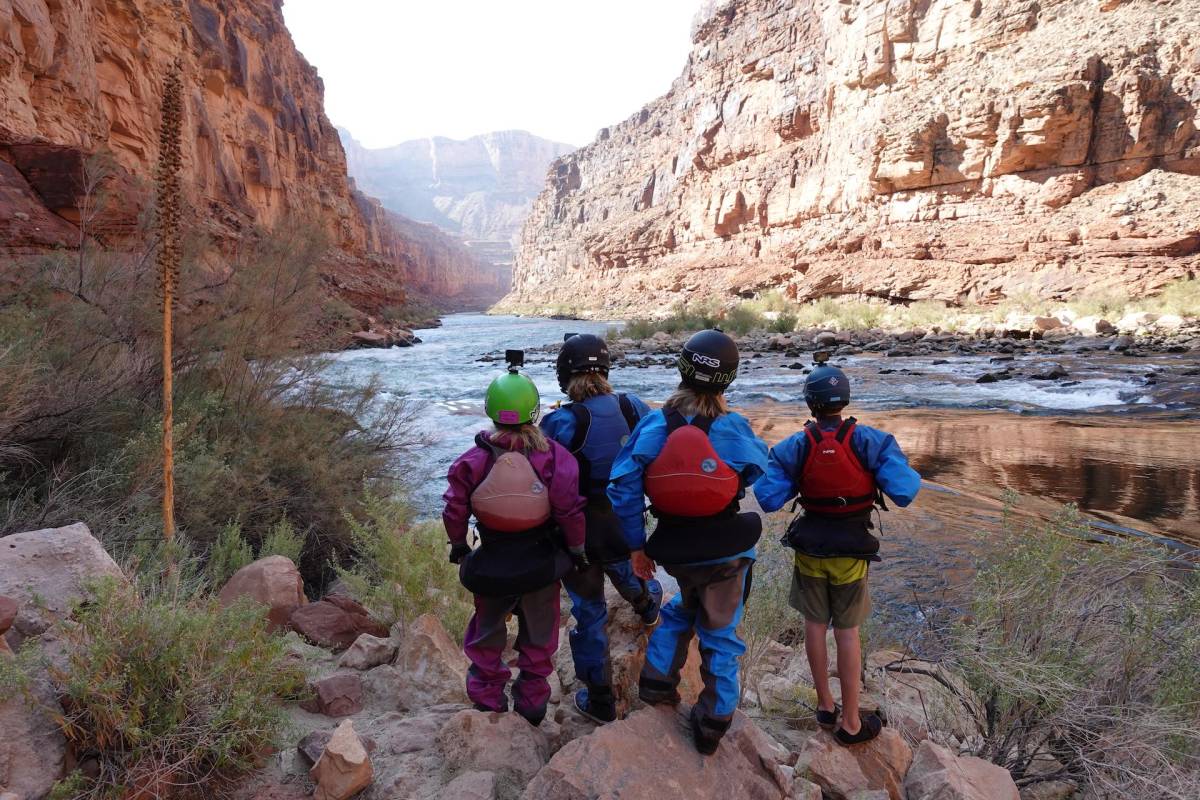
[754, 420, 921, 513]
[541, 393, 661, 692]
[608, 408, 768, 732]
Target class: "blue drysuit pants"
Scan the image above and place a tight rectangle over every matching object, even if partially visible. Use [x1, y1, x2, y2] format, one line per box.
[639, 557, 751, 728]
[562, 558, 656, 688]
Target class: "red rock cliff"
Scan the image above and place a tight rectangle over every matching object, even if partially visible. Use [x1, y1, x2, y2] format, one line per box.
[0, 0, 467, 311]
[504, 0, 1200, 315]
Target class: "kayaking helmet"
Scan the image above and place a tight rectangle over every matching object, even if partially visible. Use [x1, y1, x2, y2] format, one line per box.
[678, 329, 739, 393]
[556, 333, 610, 392]
[485, 369, 541, 426]
[804, 364, 851, 414]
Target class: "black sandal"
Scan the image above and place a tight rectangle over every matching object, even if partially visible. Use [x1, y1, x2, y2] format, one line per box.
[815, 704, 840, 730]
[834, 711, 884, 746]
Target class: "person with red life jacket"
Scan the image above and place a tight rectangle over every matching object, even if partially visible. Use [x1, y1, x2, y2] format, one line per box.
[541, 333, 662, 725]
[442, 352, 587, 727]
[608, 329, 768, 755]
[754, 353, 921, 746]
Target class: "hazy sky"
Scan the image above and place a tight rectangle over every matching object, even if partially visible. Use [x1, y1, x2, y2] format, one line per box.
[282, 0, 700, 149]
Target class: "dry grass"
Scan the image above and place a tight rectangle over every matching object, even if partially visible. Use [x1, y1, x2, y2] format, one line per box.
[908, 502, 1200, 799]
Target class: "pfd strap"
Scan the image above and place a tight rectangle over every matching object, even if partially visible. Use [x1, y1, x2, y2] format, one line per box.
[835, 417, 857, 443]
[566, 403, 591, 454]
[617, 393, 640, 433]
[663, 406, 687, 433]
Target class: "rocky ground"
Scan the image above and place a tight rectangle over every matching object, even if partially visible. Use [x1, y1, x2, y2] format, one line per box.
[0, 523, 1059, 800]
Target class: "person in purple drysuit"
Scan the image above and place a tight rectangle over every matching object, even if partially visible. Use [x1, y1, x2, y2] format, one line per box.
[443, 366, 587, 726]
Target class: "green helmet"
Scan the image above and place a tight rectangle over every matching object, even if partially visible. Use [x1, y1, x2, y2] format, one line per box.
[485, 372, 541, 425]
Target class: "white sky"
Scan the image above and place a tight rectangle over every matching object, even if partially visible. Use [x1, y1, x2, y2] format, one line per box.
[282, 0, 700, 149]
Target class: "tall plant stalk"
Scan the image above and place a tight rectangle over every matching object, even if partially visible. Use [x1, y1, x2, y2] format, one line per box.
[156, 59, 184, 543]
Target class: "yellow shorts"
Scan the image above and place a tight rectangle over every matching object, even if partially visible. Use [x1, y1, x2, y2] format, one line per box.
[790, 554, 870, 629]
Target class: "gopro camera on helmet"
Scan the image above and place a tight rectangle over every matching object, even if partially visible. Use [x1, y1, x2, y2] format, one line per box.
[505, 349, 525, 372]
[813, 350, 832, 366]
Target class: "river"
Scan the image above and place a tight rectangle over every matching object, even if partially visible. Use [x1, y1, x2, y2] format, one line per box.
[322, 313, 1200, 635]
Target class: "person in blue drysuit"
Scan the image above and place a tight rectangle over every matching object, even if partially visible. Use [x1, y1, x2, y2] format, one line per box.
[541, 333, 663, 725]
[754, 358, 921, 746]
[607, 329, 768, 755]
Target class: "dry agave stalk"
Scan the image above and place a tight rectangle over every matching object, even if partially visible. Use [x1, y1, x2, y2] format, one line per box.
[155, 56, 184, 544]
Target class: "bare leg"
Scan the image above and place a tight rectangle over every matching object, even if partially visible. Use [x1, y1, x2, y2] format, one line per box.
[804, 620, 836, 714]
[833, 626, 862, 734]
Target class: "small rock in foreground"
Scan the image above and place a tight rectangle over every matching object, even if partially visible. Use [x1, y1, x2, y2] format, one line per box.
[310, 719, 373, 800]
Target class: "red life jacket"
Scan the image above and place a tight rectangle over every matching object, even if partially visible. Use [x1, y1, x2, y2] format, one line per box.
[645, 409, 740, 517]
[798, 417, 879, 515]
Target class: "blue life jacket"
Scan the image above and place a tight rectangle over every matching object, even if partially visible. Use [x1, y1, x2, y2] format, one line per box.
[566, 393, 640, 501]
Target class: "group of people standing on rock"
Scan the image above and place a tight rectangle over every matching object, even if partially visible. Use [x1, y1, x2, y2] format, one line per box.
[442, 328, 921, 755]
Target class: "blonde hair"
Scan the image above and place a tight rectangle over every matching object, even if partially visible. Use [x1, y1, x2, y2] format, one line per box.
[491, 423, 550, 453]
[664, 384, 728, 419]
[567, 372, 613, 402]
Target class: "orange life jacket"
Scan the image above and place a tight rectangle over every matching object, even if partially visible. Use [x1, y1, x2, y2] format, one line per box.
[469, 434, 552, 532]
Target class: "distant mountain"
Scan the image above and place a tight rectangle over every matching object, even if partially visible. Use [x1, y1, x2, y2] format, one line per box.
[339, 129, 575, 267]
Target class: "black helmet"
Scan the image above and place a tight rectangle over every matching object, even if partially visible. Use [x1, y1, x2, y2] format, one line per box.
[678, 329, 739, 393]
[556, 333, 610, 392]
[804, 365, 851, 412]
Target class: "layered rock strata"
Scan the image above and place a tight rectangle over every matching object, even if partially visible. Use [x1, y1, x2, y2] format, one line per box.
[0, 0, 473, 311]
[505, 0, 1200, 316]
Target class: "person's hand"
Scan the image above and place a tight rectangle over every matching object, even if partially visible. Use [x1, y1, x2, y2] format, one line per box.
[569, 546, 590, 573]
[631, 549, 656, 580]
[448, 542, 471, 564]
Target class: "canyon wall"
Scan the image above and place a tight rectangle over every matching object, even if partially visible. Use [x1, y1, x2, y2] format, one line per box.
[340, 128, 574, 276]
[0, 0, 480, 311]
[505, 0, 1200, 316]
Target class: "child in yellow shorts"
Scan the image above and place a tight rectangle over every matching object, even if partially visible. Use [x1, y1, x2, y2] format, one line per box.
[755, 359, 920, 746]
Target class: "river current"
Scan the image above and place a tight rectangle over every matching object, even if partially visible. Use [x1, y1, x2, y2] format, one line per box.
[322, 314, 1200, 635]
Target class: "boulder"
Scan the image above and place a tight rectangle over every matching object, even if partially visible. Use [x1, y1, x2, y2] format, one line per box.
[1032, 316, 1064, 333]
[1029, 364, 1069, 380]
[289, 594, 387, 651]
[0, 674, 68, 798]
[795, 728, 913, 800]
[792, 776, 823, 800]
[300, 673, 364, 717]
[814, 331, 840, 347]
[1117, 311, 1159, 331]
[865, 652, 978, 744]
[1153, 313, 1186, 331]
[904, 739, 1019, 800]
[351, 330, 390, 349]
[0, 523, 123, 642]
[521, 706, 790, 800]
[441, 771, 497, 800]
[310, 719, 373, 800]
[393, 613, 470, 710]
[437, 710, 550, 788]
[0, 596, 16, 655]
[0, 596, 16, 635]
[218, 555, 306, 630]
[1109, 335, 1135, 351]
[1072, 316, 1115, 336]
[338, 633, 397, 671]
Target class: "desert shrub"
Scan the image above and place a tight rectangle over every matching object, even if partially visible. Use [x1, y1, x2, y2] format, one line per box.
[914, 504, 1200, 798]
[206, 523, 253, 587]
[768, 312, 799, 334]
[0, 200, 424, 586]
[335, 495, 472, 638]
[1146, 277, 1200, 317]
[739, 525, 797, 706]
[42, 578, 306, 799]
[723, 304, 767, 335]
[260, 518, 305, 564]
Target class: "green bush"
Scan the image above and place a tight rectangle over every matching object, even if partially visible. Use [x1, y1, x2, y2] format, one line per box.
[925, 504, 1200, 798]
[0, 211, 425, 586]
[336, 495, 472, 638]
[206, 523, 253, 588]
[260, 518, 304, 564]
[44, 579, 307, 799]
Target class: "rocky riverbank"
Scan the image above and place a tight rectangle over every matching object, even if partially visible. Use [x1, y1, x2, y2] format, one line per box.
[1, 523, 1029, 800]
